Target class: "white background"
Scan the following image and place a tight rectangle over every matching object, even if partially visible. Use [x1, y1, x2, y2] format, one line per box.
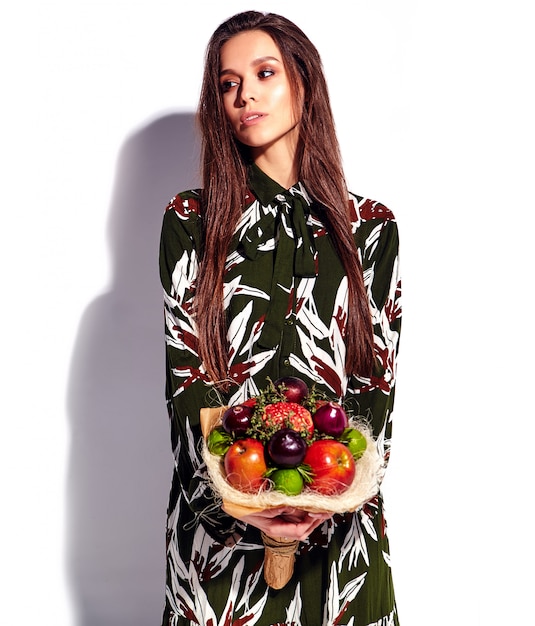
[1, 1, 533, 624]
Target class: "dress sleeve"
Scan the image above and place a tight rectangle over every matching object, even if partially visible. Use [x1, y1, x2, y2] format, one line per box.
[347, 215, 402, 484]
[159, 194, 246, 544]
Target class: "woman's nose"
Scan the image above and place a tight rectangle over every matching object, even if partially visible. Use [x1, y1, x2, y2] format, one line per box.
[238, 78, 257, 105]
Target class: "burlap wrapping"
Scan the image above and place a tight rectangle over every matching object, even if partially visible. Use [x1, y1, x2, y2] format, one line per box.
[200, 406, 382, 588]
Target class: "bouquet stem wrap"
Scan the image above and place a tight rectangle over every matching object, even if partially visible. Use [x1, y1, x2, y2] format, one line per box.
[260, 532, 299, 589]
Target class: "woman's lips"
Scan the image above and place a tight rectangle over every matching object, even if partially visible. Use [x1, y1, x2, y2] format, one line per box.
[240, 111, 267, 126]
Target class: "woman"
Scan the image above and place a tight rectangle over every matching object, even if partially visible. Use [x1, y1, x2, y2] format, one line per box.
[159, 10, 401, 626]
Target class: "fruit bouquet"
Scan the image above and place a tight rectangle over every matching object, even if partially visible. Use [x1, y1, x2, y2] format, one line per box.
[200, 376, 382, 589]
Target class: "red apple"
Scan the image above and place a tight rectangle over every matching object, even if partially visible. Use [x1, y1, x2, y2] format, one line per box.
[224, 438, 267, 493]
[274, 376, 309, 403]
[303, 440, 356, 495]
[313, 401, 348, 437]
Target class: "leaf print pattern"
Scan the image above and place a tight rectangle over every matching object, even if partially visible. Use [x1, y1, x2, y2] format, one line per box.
[159, 165, 401, 625]
[324, 560, 367, 626]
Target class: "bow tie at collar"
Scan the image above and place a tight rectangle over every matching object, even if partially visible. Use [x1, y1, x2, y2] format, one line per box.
[240, 164, 318, 348]
[240, 190, 317, 278]
[240, 164, 317, 278]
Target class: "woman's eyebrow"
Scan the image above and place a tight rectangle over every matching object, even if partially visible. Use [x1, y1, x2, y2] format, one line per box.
[219, 56, 281, 76]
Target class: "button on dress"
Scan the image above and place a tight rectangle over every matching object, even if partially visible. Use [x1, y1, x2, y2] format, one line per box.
[159, 164, 402, 626]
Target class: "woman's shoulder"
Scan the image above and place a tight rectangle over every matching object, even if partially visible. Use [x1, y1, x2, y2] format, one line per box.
[161, 189, 203, 252]
[347, 191, 397, 226]
[164, 188, 203, 221]
[347, 191, 400, 261]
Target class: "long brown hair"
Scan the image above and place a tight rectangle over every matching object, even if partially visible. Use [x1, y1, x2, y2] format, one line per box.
[195, 11, 374, 385]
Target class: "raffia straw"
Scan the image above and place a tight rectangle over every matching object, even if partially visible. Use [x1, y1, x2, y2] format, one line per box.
[261, 532, 299, 589]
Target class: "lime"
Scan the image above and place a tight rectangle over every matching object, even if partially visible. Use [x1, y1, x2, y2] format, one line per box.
[343, 428, 367, 460]
[270, 468, 305, 496]
[207, 426, 232, 456]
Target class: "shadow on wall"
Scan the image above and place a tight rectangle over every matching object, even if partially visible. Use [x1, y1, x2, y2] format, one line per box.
[66, 112, 200, 626]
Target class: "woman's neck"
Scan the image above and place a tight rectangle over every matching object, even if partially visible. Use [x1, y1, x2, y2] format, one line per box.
[251, 144, 299, 189]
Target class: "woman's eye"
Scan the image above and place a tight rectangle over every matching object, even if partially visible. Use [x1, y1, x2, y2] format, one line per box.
[258, 69, 275, 79]
[221, 79, 238, 92]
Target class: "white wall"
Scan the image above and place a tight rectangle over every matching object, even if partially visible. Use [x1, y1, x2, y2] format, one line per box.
[1, 1, 533, 624]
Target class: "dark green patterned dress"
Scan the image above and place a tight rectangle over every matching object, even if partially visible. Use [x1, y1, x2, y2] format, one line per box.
[159, 164, 401, 626]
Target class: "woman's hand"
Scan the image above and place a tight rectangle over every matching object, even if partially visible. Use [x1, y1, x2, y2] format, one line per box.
[229, 505, 332, 542]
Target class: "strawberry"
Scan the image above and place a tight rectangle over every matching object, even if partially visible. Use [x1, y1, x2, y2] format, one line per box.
[262, 402, 314, 437]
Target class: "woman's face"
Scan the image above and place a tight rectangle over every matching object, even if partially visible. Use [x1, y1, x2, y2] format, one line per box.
[219, 30, 302, 165]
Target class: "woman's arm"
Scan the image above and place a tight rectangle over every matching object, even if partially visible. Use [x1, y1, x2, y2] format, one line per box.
[348, 215, 402, 480]
[160, 196, 246, 544]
